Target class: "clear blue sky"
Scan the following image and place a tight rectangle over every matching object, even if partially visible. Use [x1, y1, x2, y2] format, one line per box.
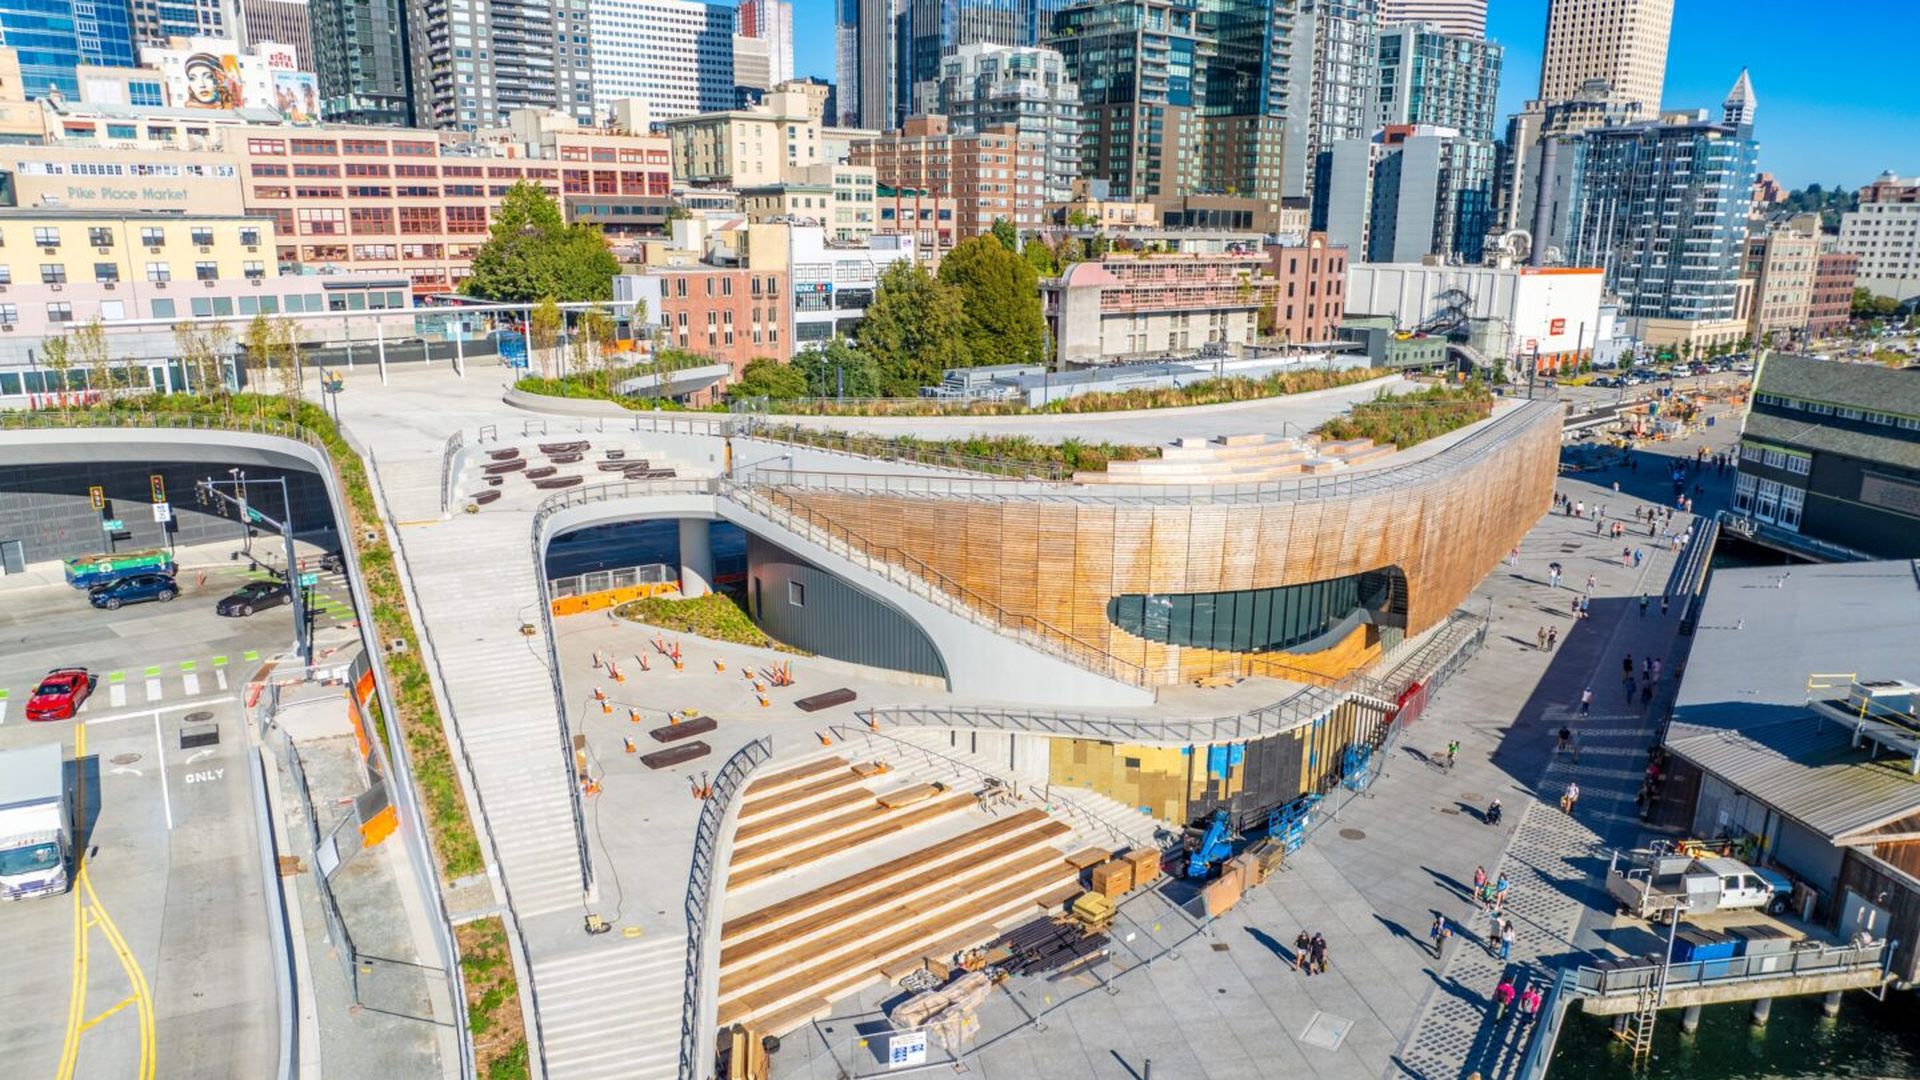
[784, 0, 1919, 191]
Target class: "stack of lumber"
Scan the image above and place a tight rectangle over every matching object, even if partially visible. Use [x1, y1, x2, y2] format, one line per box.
[1088, 859, 1134, 899]
[714, 804, 1083, 1036]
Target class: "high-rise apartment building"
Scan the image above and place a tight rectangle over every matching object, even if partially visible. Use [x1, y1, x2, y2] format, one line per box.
[1287, 0, 1379, 207]
[312, 0, 408, 126]
[1374, 22, 1499, 142]
[916, 42, 1079, 205]
[408, 0, 595, 131]
[1324, 124, 1492, 263]
[588, 0, 732, 121]
[851, 0, 1045, 131]
[0, 0, 137, 98]
[1193, 0, 1299, 210]
[836, 0, 861, 123]
[1048, 0, 1203, 202]
[852, 114, 1046, 245]
[240, 0, 313, 71]
[736, 0, 793, 88]
[1537, 0, 1672, 118]
[1377, 0, 1482, 37]
[130, 0, 233, 48]
[1565, 78, 1758, 347]
[1838, 173, 1920, 302]
[851, 0, 902, 129]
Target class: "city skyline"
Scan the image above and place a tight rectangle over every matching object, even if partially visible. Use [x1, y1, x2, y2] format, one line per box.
[787, 0, 1920, 190]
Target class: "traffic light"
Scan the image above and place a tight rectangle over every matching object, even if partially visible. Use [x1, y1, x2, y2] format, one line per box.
[88, 485, 104, 511]
[149, 474, 166, 504]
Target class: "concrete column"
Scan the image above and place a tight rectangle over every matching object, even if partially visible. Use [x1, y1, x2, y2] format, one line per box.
[1751, 997, 1772, 1026]
[1680, 1004, 1702, 1034]
[1611, 1015, 1630, 1036]
[1822, 991, 1843, 1018]
[678, 517, 712, 599]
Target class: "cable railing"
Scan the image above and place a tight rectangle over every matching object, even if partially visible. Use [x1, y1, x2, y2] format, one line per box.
[680, 737, 772, 1080]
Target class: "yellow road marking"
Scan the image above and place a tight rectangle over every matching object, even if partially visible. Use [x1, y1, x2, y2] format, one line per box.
[80, 994, 137, 1033]
[56, 722, 159, 1080]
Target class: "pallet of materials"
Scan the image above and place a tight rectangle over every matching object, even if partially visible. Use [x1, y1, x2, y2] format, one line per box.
[1064, 847, 1110, 870]
[1121, 846, 1162, 885]
[1088, 859, 1133, 899]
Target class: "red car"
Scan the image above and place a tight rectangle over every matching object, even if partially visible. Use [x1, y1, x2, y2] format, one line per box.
[26, 668, 94, 721]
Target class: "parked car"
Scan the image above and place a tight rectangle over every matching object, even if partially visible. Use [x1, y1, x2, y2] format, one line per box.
[216, 580, 291, 617]
[25, 668, 94, 721]
[318, 549, 345, 574]
[87, 573, 178, 610]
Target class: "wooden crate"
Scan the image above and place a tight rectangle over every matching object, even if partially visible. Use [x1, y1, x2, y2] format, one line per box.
[1089, 859, 1133, 899]
[1064, 847, 1110, 870]
[1122, 847, 1162, 885]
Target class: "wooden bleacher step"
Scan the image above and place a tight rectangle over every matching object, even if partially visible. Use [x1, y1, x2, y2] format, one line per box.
[732, 787, 875, 846]
[741, 756, 848, 802]
[727, 793, 975, 890]
[735, 769, 867, 825]
[721, 810, 1052, 944]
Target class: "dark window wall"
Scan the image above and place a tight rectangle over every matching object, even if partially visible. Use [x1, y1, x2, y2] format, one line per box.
[1106, 568, 1399, 654]
[746, 533, 947, 681]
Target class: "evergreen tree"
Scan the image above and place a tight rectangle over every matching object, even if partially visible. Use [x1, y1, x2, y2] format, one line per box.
[858, 263, 971, 395]
[990, 217, 1018, 252]
[793, 339, 881, 398]
[937, 235, 1047, 367]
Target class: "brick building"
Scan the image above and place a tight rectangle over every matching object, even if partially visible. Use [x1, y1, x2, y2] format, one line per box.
[1807, 251, 1859, 340]
[851, 115, 1044, 256]
[1265, 233, 1349, 345]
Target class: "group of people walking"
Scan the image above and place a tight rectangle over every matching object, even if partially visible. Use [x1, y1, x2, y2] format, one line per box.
[1291, 930, 1330, 976]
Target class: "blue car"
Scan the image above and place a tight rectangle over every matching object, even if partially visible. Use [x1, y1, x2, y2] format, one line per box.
[87, 572, 179, 610]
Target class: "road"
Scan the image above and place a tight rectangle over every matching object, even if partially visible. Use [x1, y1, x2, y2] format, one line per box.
[0, 565, 290, 1079]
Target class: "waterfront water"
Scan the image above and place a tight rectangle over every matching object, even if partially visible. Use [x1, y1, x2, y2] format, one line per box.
[1549, 990, 1920, 1079]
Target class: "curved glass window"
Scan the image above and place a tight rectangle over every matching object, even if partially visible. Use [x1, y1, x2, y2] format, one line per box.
[1107, 572, 1393, 654]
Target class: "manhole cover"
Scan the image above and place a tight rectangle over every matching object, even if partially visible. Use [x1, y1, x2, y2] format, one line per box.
[184, 711, 215, 724]
[1339, 827, 1366, 840]
[111, 753, 141, 765]
[1300, 1011, 1354, 1051]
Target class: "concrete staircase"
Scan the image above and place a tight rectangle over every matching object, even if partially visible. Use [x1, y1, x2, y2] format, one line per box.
[529, 935, 684, 1080]
[1073, 431, 1398, 485]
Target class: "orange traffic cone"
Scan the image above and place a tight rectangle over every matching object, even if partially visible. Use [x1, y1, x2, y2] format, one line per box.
[713, 658, 725, 673]
[628, 708, 642, 724]
[609, 661, 625, 683]
[817, 731, 832, 746]
[757, 693, 770, 708]
[623, 737, 636, 754]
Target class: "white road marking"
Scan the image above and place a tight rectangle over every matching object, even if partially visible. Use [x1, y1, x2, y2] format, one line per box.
[145, 678, 163, 702]
[83, 696, 237, 727]
[215, 669, 228, 691]
[183, 673, 200, 696]
[154, 710, 173, 830]
[111, 766, 145, 778]
[0, 701, 6, 725]
[185, 749, 216, 765]
[109, 683, 127, 708]
[184, 769, 223, 784]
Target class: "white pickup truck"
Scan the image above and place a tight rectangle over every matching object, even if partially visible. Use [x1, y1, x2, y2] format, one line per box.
[1606, 850, 1792, 922]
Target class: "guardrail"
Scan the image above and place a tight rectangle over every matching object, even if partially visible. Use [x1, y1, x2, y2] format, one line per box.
[1569, 940, 1889, 997]
[546, 562, 675, 599]
[681, 737, 772, 1080]
[1514, 966, 1579, 1080]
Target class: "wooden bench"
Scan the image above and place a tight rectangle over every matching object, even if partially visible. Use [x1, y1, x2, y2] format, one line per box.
[878, 921, 1002, 982]
[742, 756, 847, 800]
[640, 742, 709, 769]
[721, 809, 1051, 943]
[524, 466, 557, 480]
[718, 861, 1079, 1026]
[794, 688, 856, 713]
[483, 459, 526, 475]
[486, 448, 520, 461]
[1064, 847, 1110, 870]
[720, 839, 1070, 975]
[875, 783, 943, 809]
[548, 452, 584, 464]
[732, 788, 875, 847]
[533, 475, 583, 489]
[538, 441, 588, 454]
[649, 715, 716, 743]
[471, 490, 501, 506]
[727, 794, 974, 890]
[743, 996, 828, 1041]
[735, 770, 866, 824]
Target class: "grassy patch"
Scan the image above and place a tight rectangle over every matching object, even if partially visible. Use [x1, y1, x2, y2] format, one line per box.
[1316, 381, 1495, 450]
[614, 592, 806, 653]
[751, 424, 1159, 477]
[456, 917, 529, 1080]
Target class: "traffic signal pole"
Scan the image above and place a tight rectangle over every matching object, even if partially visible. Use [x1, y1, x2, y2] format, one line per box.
[197, 472, 312, 672]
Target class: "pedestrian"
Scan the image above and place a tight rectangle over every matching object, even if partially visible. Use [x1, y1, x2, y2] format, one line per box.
[1473, 865, 1489, 893]
[1557, 725, 1572, 755]
[1311, 932, 1329, 975]
[1575, 500, 1584, 519]
[1495, 875, 1511, 911]
[1561, 780, 1581, 814]
[1508, 545, 1520, 567]
[1641, 679, 1654, 706]
[1639, 593, 1649, 617]
[1579, 687, 1593, 716]
[1429, 915, 1450, 957]
[1613, 480, 1621, 494]
[1623, 674, 1637, 699]
[1537, 625, 1548, 650]
[1520, 983, 1544, 1026]
[1547, 562, 1562, 589]
[1585, 573, 1596, 595]
[1500, 919, 1515, 961]
[1621, 546, 1632, 567]
[1633, 547, 1644, 568]
[1571, 595, 1582, 620]
[1660, 594, 1670, 616]
[1446, 740, 1460, 771]
[1596, 517, 1605, 535]
[1294, 930, 1312, 974]
[1486, 797, 1504, 826]
[1580, 595, 1591, 618]
[1623, 654, 1634, 679]
[1652, 657, 1663, 682]
[1546, 627, 1558, 652]
[1494, 978, 1517, 1020]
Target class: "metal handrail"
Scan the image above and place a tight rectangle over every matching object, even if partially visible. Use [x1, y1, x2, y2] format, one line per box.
[1569, 940, 1889, 997]
[439, 428, 464, 513]
[1514, 966, 1580, 1080]
[680, 738, 772, 1080]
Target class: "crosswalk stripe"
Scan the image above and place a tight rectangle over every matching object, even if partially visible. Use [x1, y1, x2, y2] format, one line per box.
[183, 673, 200, 696]
[215, 669, 228, 691]
[145, 679, 162, 702]
[109, 683, 126, 708]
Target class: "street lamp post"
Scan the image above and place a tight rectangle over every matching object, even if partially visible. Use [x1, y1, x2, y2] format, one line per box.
[198, 472, 313, 671]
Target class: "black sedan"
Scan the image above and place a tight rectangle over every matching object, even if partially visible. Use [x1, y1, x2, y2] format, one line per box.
[217, 581, 291, 617]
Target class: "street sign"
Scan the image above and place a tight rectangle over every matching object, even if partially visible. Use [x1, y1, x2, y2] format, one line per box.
[298, 572, 318, 588]
[89, 486, 105, 511]
[152, 502, 172, 523]
[246, 507, 266, 524]
[102, 519, 125, 531]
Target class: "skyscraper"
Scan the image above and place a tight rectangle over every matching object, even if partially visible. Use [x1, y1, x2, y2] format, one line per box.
[738, 0, 794, 85]
[836, 0, 861, 123]
[1537, 0, 1672, 118]
[1048, 0, 1204, 200]
[313, 0, 409, 126]
[1377, 0, 1482, 37]
[408, 0, 597, 130]
[240, 0, 315, 71]
[0, 0, 136, 98]
[1194, 0, 1299, 209]
[1374, 22, 1499, 141]
[1565, 74, 1758, 344]
[1286, 0, 1379, 207]
[130, 0, 234, 47]
[589, 0, 734, 120]
[917, 41, 1079, 204]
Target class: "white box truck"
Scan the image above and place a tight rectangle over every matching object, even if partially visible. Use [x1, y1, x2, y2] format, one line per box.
[0, 744, 72, 901]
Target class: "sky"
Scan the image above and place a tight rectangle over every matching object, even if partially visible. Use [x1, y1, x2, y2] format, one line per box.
[784, 0, 1920, 191]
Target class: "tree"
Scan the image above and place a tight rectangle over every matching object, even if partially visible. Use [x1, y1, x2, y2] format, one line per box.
[571, 305, 617, 390]
[40, 335, 72, 421]
[462, 182, 618, 302]
[529, 299, 565, 380]
[174, 320, 233, 399]
[936, 234, 1047, 368]
[1853, 287, 1900, 320]
[793, 339, 881, 398]
[1021, 240, 1058, 278]
[730, 357, 809, 400]
[858, 262, 970, 396]
[71, 317, 112, 402]
[990, 217, 1018, 252]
